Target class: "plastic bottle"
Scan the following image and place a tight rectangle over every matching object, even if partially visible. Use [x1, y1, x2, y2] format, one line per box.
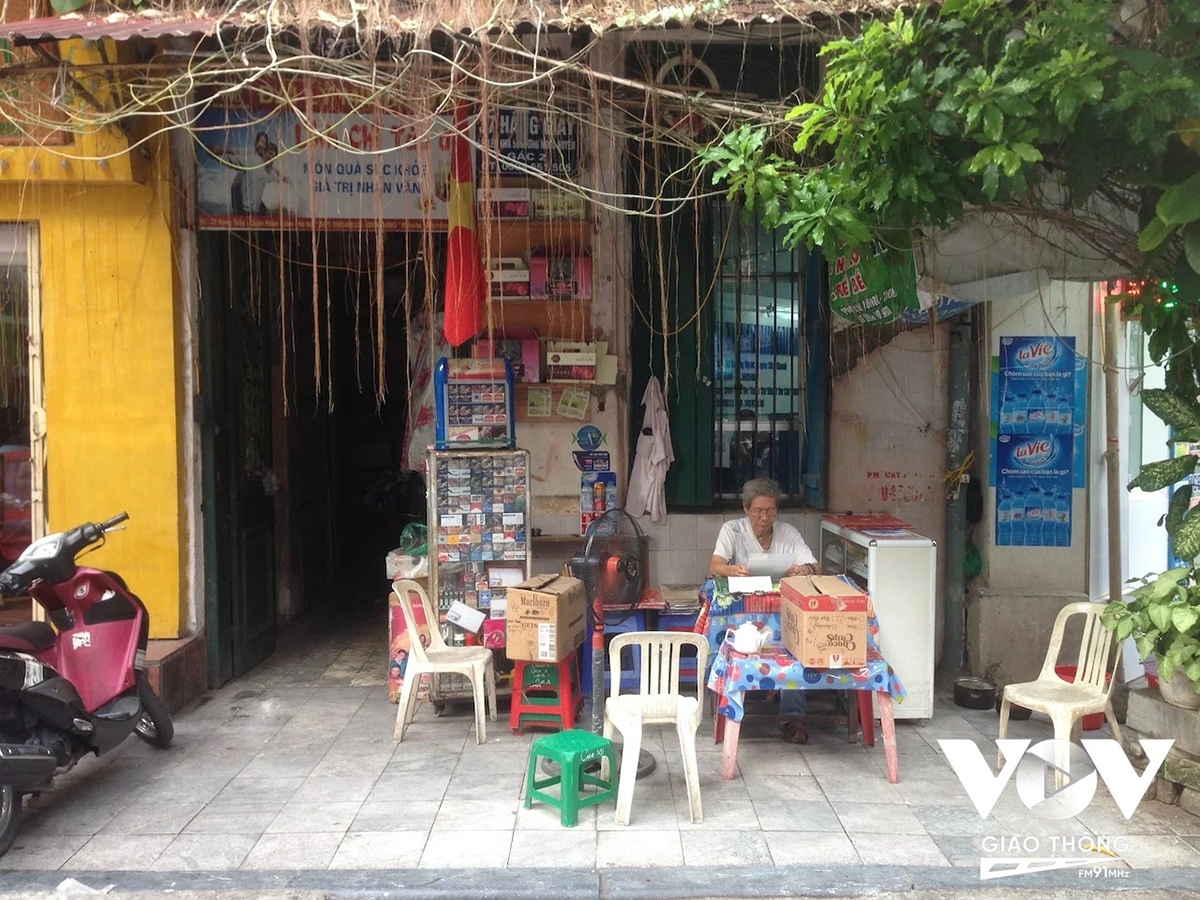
[1010, 487, 1027, 546]
[997, 489, 1014, 544]
[1055, 490, 1072, 546]
[1044, 383, 1060, 431]
[1023, 485, 1044, 547]
[1012, 391, 1029, 429]
[605, 480, 618, 511]
[1059, 386, 1073, 430]
[999, 385, 1015, 429]
[1027, 385, 1046, 435]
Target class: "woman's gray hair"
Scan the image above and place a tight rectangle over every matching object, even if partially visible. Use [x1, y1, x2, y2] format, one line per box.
[741, 478, 781, 506]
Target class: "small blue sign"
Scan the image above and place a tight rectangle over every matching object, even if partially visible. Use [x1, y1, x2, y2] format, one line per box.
[574, 425, 604, 451]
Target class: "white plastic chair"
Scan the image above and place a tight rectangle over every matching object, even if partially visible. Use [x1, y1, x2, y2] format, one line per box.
[601, 631, 709, 825]
[998, 601, 1121, 770]
[392, 580, 497, 744]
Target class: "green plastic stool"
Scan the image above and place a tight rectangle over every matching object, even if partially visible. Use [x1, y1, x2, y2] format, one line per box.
[523, 729, 617, 827]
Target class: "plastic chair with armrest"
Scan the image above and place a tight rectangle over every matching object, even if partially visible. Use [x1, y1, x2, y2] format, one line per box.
[997, 601, 1121, 776]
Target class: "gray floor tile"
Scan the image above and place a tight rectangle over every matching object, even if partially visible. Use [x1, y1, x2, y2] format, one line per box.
[63, 833, 175, 870]
[516, 799, 598, 830]
[509, 829, 597, 867]
[241, 831, 343, 869]
[329, 831, 427, 869]
[310, 752, 392, 780]
[816, 773, 909, 804]
[0, 833, 91, 870]
[291, 775, 378, 804]
[266, 801, 363, 834]
[832, 800, 927, 835]
[681, 830, 772, 866]
[675, 798, 745, 830]
[741, 774, 826, 803]
[764, 830, 858, 865]
[849, 832, 951, 866]
[99, 799, 206, 835]
[237, 753, 325, 779]
[213, 775, 305, 806]
[930, 834, 992, 867]
[433, 798, 519, 831]
[1118, 833, 1200, 868]
[443, 773, 525, 801]
[454, 750, 531, 774]
[367, 771, 451, 802]
[151, 833, 258, 870]
[909, 804, 996, 836]
[420, 829, 511, 868]
[183, 806, 278, 835]
[352, 800, 441, 832]
[752, 798, 841, 832]
[597, 830, 682, 867]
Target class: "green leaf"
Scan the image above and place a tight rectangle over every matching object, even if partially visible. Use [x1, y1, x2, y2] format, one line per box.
[983, 106, 1003, 143]
[1173, 606, 1200, 634]
[981, 164, 999, 200]
[1157, 173, 1200, 226]
[1128, 455, 1198, 492]
[1150, 602, 1174, 632]
[1141, 389, 1200, 430]
[1011, 143, 1043, 163]
[1176, 511, 1200, 561]
[1167, 485, 1193, 535]
[49, 0, 89, 10]
[1185, 222, 1200, 275]
[1139, 216, 1173, 253]
[1117, 617, 1136, 641]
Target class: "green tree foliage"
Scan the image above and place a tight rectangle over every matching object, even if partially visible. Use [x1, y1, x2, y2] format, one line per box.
[701, 0, 1200, 389]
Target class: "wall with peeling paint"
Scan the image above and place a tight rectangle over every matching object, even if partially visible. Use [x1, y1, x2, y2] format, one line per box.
[826, 326, 950, 666]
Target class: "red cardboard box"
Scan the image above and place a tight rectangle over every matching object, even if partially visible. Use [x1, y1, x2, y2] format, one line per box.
[780, 575, 869, 669]
[475, 327, 540, 383]
[529, 253, 592, 300]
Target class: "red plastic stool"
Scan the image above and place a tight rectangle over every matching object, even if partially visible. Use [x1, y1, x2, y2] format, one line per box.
[510, 657, 582, 733]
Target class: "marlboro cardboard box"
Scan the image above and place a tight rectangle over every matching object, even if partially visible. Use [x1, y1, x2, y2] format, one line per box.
[505, 574, 586, 662]
[529, 253, 592, 300]
[477, 188, 531, 219]
[780, 575, 869, 669]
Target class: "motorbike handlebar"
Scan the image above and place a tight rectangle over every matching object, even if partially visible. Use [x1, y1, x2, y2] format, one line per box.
[99, 512, 129, 532]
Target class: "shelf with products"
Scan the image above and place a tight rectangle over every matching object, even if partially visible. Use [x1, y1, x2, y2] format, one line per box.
[482, 297, 593, 342]
[482, 218, 592, 258]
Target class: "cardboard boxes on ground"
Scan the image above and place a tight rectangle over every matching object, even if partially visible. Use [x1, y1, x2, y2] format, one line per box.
[780, 575, 869, 669]
[506, 574, 587, 662]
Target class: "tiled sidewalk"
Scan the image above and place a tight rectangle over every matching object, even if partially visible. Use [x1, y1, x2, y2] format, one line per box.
[3, 611, 1199, 875]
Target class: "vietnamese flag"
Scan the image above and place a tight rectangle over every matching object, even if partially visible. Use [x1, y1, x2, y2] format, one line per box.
[442, 100, 487, 347]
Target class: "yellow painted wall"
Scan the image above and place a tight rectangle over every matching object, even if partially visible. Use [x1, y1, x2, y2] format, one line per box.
[0, 150, 187, 638]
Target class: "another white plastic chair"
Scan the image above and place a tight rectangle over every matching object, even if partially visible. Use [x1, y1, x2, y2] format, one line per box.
[998, 601, 1121, 771]
[601, 631, 709, 825]
[392, 580, 497, 744]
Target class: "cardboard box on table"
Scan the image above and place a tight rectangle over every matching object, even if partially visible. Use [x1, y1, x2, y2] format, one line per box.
[506, 574, 587, 662]
[388, 577, 431, 703]
[780, 575, 869, 669]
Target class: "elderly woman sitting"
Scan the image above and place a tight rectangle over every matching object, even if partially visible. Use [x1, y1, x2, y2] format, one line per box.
[709, 478, 817, 743]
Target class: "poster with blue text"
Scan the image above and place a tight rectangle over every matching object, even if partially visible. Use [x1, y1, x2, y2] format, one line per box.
[995, 434, 1074, 547]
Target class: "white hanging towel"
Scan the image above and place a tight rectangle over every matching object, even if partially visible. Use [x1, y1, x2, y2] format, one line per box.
[625, 376, 674, 524]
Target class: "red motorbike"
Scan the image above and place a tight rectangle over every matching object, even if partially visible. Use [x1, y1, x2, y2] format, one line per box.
[0, 512, 173, 856]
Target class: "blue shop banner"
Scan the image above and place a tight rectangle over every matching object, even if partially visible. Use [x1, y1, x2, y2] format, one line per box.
[995, 434, 1074, 547]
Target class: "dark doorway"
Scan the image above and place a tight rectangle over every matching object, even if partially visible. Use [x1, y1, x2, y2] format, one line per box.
[198, 230, 431, 687]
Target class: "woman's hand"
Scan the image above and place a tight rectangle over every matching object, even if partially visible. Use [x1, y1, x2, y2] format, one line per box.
[785, 563, 817, 577]
[727, 564, 751, 577]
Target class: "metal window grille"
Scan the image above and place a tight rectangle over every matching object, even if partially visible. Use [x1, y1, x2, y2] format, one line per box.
[710, 201, 805, 500]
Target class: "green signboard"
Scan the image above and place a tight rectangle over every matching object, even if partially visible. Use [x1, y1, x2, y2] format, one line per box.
[828, 243, 919, 326]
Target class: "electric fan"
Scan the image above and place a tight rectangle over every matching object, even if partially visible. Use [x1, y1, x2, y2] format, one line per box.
[570, 508, 646, 734]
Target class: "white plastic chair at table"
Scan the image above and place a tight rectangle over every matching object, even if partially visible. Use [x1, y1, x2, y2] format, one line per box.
[601, 631, 709, 825]
[997, 601, 1121, 775]
[391, 580, 497, 744]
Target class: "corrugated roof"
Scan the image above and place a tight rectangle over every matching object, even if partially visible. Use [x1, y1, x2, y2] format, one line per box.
[0, 1, 906, 43]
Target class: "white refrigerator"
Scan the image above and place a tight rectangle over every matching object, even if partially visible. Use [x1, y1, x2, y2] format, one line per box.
[819, 520, 937, 719]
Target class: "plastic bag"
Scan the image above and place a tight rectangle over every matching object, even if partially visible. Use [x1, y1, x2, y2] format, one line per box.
[398, 523, 428, 558]
[386, 550, 429, 580]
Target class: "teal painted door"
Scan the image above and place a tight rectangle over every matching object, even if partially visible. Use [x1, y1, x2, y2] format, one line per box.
[199, 232, 278, 685]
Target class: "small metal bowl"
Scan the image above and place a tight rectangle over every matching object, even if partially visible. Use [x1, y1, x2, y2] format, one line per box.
[953, 676, 997, 710]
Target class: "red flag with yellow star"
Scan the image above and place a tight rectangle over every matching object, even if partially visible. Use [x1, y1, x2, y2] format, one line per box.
[442, 100, 486, 347]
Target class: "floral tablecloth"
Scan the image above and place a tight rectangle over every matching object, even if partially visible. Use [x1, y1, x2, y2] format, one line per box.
[705, 622, 907, 723]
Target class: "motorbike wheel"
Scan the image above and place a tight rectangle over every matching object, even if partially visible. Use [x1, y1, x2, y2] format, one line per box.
[134, 671, 174, 749]
[0, 784, 21, 858]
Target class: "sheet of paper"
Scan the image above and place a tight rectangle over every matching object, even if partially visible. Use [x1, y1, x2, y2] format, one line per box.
[747, 553, 794, 578]
[728, 575, 773, 594]
[526, 386, 552, 417]
[557, 387, 590, 420]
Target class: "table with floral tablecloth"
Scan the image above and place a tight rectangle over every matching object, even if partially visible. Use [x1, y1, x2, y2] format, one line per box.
[703, 596, 907, 783]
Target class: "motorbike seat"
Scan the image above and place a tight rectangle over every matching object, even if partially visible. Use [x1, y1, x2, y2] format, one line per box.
[0, 621, 56, 653]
